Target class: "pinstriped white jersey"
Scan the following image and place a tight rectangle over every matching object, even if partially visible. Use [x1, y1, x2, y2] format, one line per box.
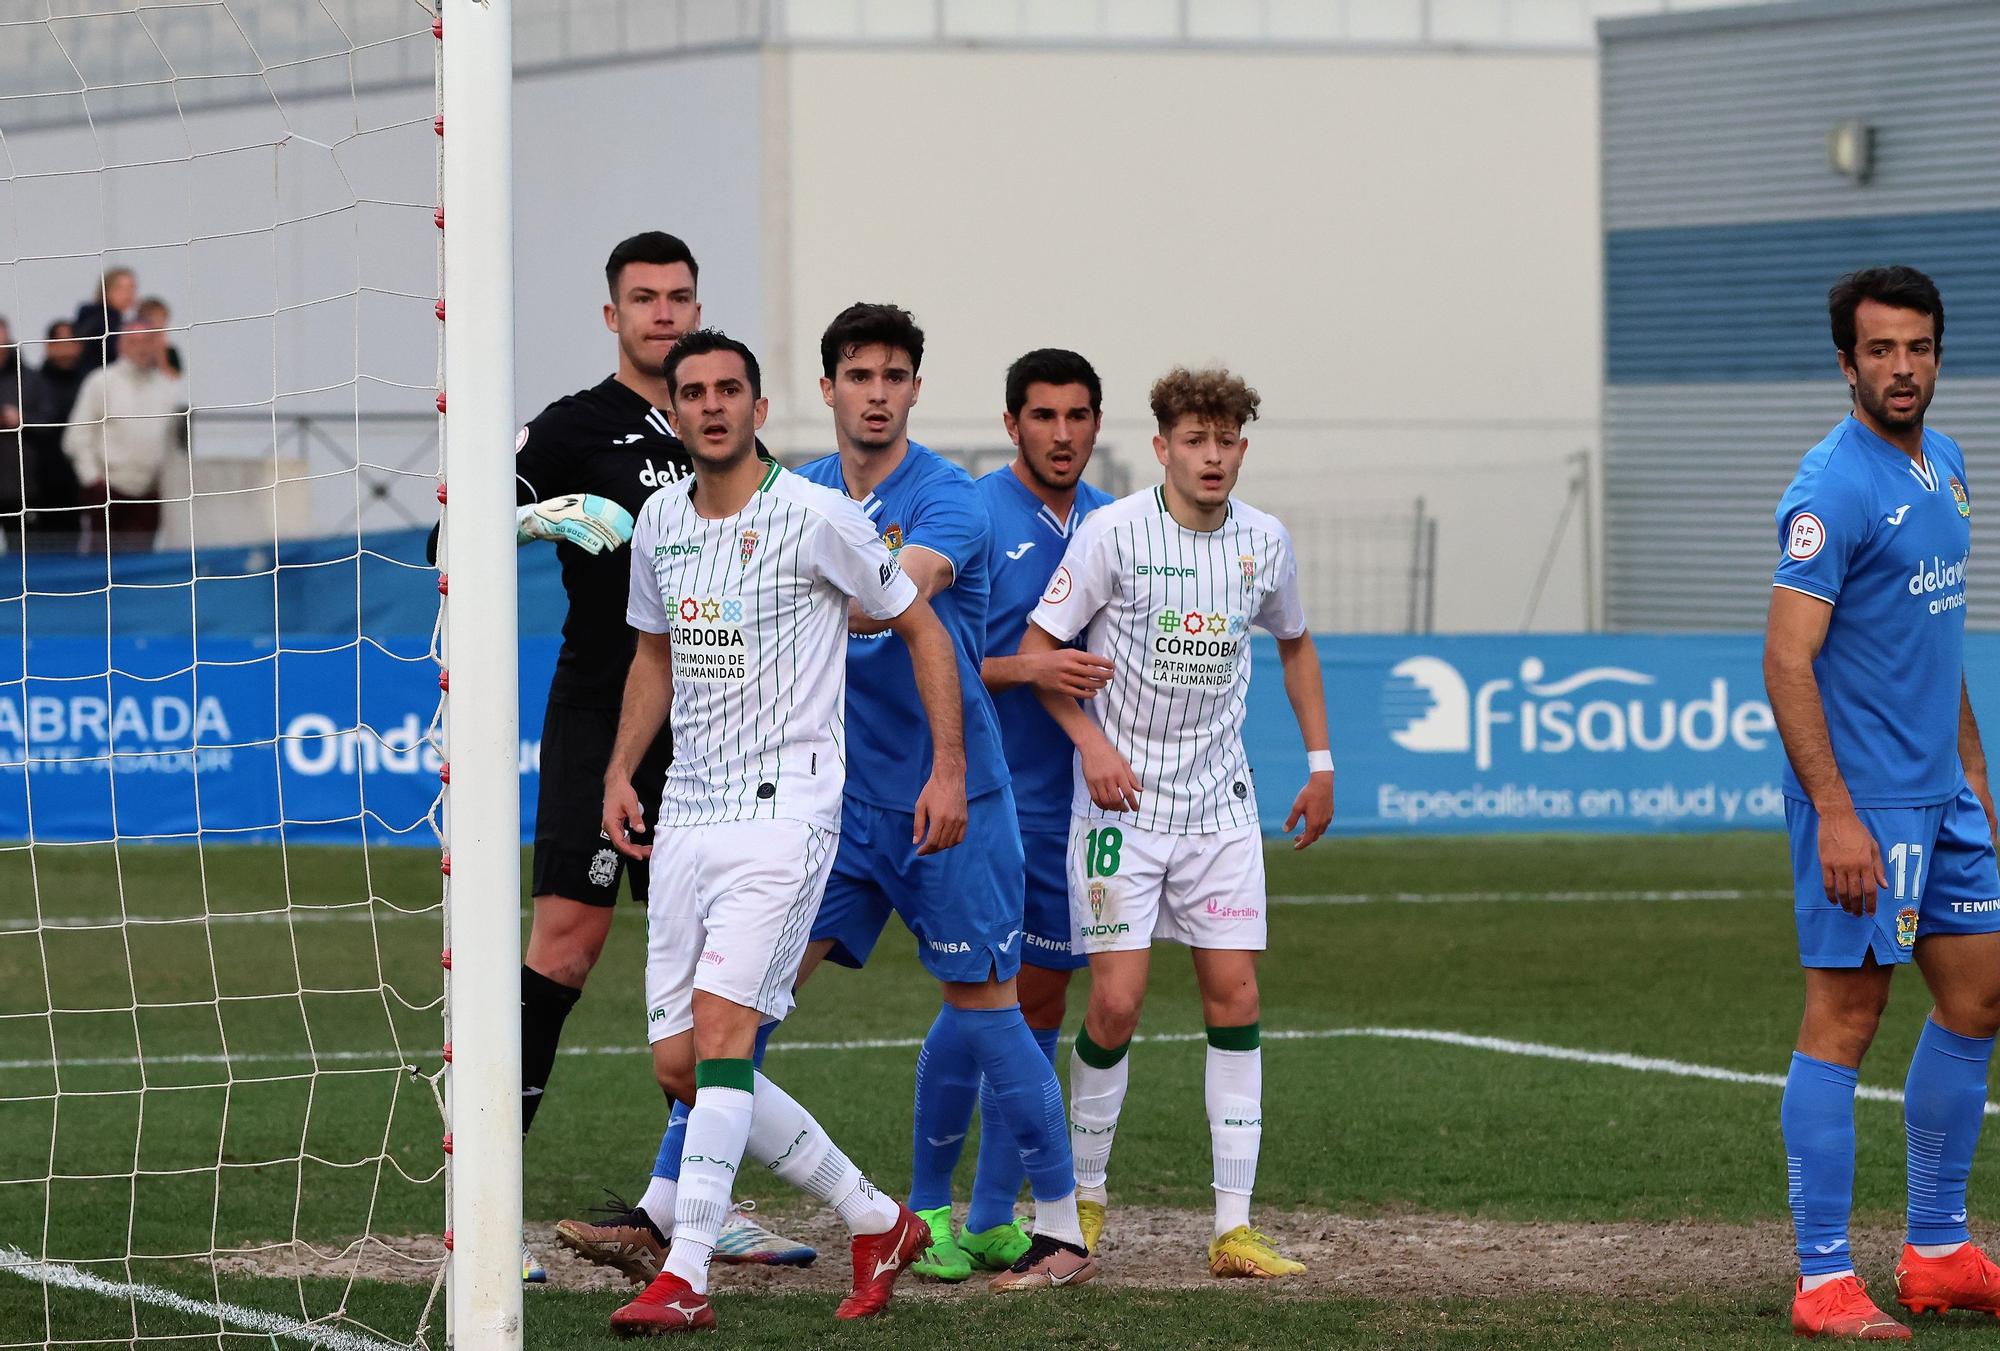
[626, 461, 918, 830]
[1029, 487, 1306, 834]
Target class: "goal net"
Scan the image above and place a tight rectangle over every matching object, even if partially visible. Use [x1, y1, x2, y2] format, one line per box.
[0, 3, 518, 1347]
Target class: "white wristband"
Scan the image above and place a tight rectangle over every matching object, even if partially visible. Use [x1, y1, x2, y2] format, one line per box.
[1306, 749, 1335, 775]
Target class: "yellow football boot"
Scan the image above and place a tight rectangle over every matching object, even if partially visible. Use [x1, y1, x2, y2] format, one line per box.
[1207, 1225, 1305, 1279]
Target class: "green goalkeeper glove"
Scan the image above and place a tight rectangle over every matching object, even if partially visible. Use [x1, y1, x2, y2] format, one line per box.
[515, 494, 635, 555]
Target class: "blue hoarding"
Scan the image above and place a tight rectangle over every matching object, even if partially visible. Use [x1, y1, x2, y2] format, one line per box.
[5, 631, 1998, 842]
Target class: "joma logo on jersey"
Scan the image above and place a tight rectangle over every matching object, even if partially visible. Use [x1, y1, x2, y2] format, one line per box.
[654, 543, 701, 557]
[1135, 564, 1196, 578]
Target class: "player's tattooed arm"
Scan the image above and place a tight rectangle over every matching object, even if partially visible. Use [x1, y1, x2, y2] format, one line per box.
[1019, 623, 1141, 812]
[848, 546, 954, 635]
[1961, 678, 1998, 840]
[1276, 632, 1335, 851]
[885, 596, 969, 855]
[1764, 587, 1885, 914]
[602, 631, 673, 859]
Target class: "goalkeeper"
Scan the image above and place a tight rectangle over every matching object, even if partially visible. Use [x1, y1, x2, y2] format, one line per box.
[435, 233, 703, 1138]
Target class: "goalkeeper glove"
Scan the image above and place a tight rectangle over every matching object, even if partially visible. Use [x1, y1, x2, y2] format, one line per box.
[516, 494, 635, 555]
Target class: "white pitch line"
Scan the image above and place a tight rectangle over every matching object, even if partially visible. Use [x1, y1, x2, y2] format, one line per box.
[0, 910, 440, 932]
[0, 1025, 1972, 1116]
[0, 1245, 405, 1351]
[1270, 889, 1780, 905]
[2, 890, 1783, 930]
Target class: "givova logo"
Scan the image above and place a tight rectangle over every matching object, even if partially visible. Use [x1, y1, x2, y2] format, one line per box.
[1381, 655, 1775, 771]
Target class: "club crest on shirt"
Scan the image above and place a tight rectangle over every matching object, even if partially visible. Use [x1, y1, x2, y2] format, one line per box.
[738, 529, 759, 564]
[882, 523, 904, 554]
[1239, 553, 1256, 585]
[1951, 477, 1971, 518]
[1897, 906, 1919, 949]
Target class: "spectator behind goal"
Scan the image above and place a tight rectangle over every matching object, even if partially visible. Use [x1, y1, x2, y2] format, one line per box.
[19, 321, 87, 550]
[0, 315, 20, 550]
[71, 265, 136, 375]
[63, 296, 187, 553]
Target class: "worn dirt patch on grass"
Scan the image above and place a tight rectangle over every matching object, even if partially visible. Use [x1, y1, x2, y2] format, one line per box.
[211, 1207, 1901, 1303]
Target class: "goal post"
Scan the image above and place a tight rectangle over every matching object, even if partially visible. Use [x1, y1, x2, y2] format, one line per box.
[437, 1, 522, 1347]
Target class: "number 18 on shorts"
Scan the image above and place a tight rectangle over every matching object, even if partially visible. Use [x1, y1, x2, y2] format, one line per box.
[1066, 817, 1269, 954]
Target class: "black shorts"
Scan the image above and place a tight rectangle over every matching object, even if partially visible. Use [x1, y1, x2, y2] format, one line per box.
[531, 698, 671, 906]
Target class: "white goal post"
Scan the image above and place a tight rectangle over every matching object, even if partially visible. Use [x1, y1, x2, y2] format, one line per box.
[438, 1, 521, 1347]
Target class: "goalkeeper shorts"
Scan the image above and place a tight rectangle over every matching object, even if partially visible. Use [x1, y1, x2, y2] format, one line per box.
[532, 697, 670, 906]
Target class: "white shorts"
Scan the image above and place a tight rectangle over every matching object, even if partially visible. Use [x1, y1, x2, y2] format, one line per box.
[643, 818, 837, 1043]
[1066, 818, 1267, 954]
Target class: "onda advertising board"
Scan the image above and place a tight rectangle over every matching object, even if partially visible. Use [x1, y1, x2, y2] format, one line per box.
[1240, 635, 2000, 836]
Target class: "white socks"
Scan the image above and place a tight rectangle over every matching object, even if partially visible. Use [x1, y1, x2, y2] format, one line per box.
[1800, 1269, 1856, 1290]
[745, 1071, 897, 1236]
[1033, 1192, 1086, 1248]
[1069, 1036, 1131, 1201]
[637, 1174, 676, 1232]
[1206, 1041, 1263, 1239]
[661, 1085, 753, 1294]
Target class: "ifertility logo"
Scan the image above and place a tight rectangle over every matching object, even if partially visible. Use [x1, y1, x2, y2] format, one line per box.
[1380, 655, 1775, 771]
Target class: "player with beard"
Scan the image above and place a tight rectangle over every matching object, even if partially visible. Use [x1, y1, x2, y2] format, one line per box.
[899, 350, 1116, 1276]
[1767, 266, 2000, 1340]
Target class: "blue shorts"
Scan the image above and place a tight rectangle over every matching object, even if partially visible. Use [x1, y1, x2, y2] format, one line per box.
[1020, 829, 1085, 972]
[1788, 783, 2000, 968]
[810, 785, 1026, 983]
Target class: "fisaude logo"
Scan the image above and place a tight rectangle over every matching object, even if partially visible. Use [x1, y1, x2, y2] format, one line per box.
[1381, 655, 1775, 771]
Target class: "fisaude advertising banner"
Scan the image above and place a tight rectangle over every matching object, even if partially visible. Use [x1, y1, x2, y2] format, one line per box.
[4, 633, 1998, 843]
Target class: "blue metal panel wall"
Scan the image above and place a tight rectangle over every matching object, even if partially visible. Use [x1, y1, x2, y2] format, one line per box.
[1599, 0, 2000, 630]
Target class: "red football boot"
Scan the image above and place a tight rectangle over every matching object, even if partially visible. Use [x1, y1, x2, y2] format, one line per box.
[608, 1270, 716, 1336]
[1791, 1275, 1911, 1340]
[833, 1205, 928, 1320]
[1896, 1241, 2000, 1317]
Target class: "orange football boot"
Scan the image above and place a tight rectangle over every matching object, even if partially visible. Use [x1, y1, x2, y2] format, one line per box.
[1791, 1275, 1912, 1340]
[1896, 1241, 2000, 1317]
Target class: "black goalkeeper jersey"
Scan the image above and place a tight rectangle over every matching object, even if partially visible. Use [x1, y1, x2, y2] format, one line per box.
[513, 376, 693, 706]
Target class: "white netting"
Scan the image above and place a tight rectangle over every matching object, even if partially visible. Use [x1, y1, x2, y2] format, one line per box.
[0, 3, 449, 1347]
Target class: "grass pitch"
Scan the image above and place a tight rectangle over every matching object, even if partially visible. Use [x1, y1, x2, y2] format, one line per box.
[1, 831, 1988, 1347]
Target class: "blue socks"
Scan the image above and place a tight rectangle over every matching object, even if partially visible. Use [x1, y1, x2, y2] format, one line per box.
[957, 1004, 1075, 1203]
[1905, 1018, 1994, 1246]
[653, 1020, 776, 1183]
[910, 1004, 983, 1212]
[1783, 1051, 1859, 1275]
[966, 1024, 1061, 1232]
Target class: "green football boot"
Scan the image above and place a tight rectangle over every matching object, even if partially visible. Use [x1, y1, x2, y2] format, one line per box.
[960, 1218, 1033, 1271]
[909, 1205, 973, 1282]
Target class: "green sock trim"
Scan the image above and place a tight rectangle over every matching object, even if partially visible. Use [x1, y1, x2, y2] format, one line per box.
[1206, 1022, 1261, 1052]
[695, 1057, 756, 1092]
[1075, 1028, 1130, 1069]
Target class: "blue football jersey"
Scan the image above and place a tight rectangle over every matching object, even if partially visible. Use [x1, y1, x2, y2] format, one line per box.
[1773, 415, 1973, 807]
[797, 442, 1010, 810]
[978, 466, 1115, 834]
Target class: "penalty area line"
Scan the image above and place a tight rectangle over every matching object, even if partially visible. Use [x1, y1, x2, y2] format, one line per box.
[1270, 888, 1781, 905]
[0, 1245, 405, 1351]
[4, 1025, 1961, 1116]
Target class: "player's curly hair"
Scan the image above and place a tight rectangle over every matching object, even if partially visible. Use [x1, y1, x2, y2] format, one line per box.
[1148, 366, 1260, 432]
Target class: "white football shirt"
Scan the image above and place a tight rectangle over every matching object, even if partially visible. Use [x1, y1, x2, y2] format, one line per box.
[627, 460, 918, 829]
[1029, 486, 1306, 834]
